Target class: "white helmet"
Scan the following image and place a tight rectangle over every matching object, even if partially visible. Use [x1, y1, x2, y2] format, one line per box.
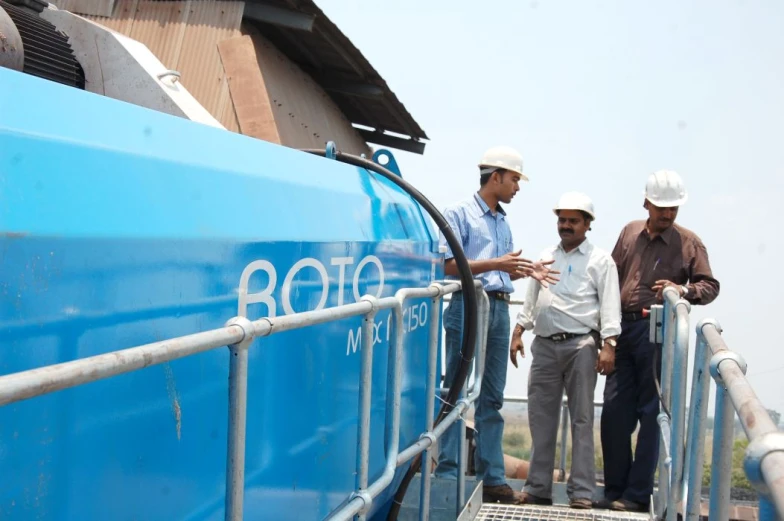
[553, 191, 596, 220]
[644, 170, 688, 207]
[478, 146, 529, 181]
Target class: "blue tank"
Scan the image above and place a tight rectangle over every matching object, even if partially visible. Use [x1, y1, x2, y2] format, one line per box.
[0, 67, 443, 520]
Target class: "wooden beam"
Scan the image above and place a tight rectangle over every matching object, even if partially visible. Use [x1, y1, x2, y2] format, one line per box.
[218, 35, 281, 144]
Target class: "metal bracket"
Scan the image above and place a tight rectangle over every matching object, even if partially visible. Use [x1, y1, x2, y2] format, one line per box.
[157, 70, 181, 83]
[371, 148, 401, 177]
[325, 141, 337, 160]
[709, 351, 747, 386]
[225, 316, 254, 350]
[418, 431, 437, 446]
[649, 305, 664, 343]
[743, 431, 784, 496]
[348, 490, 373, 516]
[697, 318, 723, 337]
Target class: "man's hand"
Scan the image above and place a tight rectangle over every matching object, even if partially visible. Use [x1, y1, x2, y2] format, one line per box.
[496, 250, 536, 275]
[529, 260, 560, 288]
[652, 280, 685, 303]
[510, 329, 525, 368]
[596, 342, 615, 375]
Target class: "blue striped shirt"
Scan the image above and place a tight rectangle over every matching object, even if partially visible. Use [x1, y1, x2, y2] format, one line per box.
[439, 193, 515, 293]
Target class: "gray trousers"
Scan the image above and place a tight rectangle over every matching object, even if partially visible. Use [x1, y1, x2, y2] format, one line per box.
[524, 333, 598, 500]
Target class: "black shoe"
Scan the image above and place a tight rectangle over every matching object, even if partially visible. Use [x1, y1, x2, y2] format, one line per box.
[611, 498, 648, 513]
[592, 497, 614, 509]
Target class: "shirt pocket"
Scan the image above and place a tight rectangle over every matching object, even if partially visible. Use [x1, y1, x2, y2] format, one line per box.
[555, 265, 593, 299]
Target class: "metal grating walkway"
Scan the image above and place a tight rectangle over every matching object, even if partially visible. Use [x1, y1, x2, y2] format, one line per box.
[474, 504, 652, 521]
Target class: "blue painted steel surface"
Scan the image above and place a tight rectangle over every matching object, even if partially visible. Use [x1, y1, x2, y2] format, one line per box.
[0, 68, 442, 520]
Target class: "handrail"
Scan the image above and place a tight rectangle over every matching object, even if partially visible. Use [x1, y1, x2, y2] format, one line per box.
[649, 286, 692, 521]
[0, 280, 471, 521]
[698, 321, 784, 521]
[653, 289, 784, 521]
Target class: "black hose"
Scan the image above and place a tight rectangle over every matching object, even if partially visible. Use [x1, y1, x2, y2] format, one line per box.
[653, 344, 672, 419]
[300, 147, 478, 519]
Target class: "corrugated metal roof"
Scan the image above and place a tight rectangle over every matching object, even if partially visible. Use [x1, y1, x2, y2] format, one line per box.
[244, 0, 428, 150]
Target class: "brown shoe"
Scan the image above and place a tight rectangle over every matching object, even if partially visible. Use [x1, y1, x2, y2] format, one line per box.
[483, 484, 525, 505]
[520, 492, 553, 506]
[569, 498, 592, 509]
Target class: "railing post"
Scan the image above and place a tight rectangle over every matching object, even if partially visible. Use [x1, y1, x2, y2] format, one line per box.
[655, 299, 675, 518]
[744, 431, 784, 521]
[224, 317, 254, 521]
[355, 296, 379, 521]
[558, 400, 569, 478]
[759, 496, 780, 521]
[669, 295, 691, 517]
[708, 351, 743, 521]
[456, 285, 487, 516]
[419, 286, 444, 521]
[685, 321, 718, 521]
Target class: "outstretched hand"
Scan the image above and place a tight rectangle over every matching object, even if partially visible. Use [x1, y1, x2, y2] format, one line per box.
[497, 250, 536, 275]
[529, 259, 560, 288]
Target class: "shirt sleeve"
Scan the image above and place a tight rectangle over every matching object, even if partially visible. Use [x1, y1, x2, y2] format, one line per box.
[439, 206, 466, 261]
[516, 276, 540, 330]
[610, 225, 626, 270]
[686, 237, 720, 305]
[597, 254, 622, 339]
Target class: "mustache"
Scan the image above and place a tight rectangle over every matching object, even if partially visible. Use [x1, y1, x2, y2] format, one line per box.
[558, 228, 574, 234]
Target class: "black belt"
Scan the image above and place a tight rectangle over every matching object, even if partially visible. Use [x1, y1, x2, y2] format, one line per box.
[622, 311, 648, 322]
[452, 290, 510, 302]
[546, 332, 583, 342]
[486, 291, 510, 302]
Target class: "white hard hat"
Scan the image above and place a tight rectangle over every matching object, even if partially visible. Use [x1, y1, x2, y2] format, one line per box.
[478, 146, 528, 181]
[644, 170, 688, 207]
[553, 191, 596, 220]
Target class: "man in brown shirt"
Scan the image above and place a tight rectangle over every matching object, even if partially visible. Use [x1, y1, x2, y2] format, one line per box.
[597, 170, 720, 512]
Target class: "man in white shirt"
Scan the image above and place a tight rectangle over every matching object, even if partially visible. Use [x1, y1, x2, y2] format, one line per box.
[510, 192, 621, 509]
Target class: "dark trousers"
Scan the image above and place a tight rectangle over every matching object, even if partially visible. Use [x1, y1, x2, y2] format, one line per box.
[600, 318, 661, 505]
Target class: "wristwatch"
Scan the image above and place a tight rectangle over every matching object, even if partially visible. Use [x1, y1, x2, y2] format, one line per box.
[604, 338, 617, 348]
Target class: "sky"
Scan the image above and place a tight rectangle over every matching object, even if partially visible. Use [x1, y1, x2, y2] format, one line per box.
[318, 1, 784, 416]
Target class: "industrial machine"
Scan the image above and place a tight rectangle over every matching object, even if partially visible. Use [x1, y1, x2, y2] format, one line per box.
[0, 2, 479, 519]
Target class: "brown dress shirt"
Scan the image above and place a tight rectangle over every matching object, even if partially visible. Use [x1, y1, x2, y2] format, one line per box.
[611, 220, 720, 313]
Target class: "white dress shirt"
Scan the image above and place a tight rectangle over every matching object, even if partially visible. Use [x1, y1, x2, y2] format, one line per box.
[516, 239, 622, 341]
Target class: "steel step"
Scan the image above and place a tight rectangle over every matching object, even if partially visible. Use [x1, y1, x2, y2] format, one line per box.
[474, 504, 652, 521]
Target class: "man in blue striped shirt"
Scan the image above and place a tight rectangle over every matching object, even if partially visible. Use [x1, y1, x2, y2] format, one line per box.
[436, 146, 558, 505]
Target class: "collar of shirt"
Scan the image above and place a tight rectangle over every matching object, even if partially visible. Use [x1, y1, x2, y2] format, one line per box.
[640, 220, 675, 245]
[473, 192, 506, 218]
[557, 239, 591, 256]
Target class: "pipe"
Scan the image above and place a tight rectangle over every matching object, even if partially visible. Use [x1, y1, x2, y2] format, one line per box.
[418, 286, 445, 521]
[664, 287, 691, 511]
[355, 298, 379, 521]
[0, 326, 246, 407]
[224, 317, 253, 521]
[684, 328, 712, 521]
[708, 383, 734, 521]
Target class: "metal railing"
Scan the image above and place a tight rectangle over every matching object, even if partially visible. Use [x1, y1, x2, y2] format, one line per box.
[654, 286, 784, 521]
[0, 279, 488, 521]
[649, 287, 692, 520]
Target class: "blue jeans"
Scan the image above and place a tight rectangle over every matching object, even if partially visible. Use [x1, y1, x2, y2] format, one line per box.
[435, 295, 510, 487]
